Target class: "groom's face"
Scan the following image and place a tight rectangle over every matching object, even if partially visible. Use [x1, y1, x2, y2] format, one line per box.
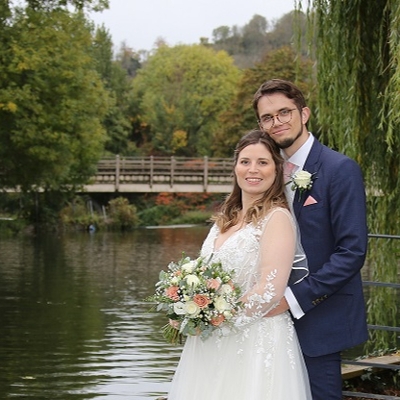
[257, 93, 310, 156]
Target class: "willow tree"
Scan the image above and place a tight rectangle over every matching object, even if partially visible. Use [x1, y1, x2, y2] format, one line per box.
[300, 0, 400, 352]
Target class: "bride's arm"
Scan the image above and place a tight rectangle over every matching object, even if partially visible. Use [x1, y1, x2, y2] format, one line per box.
[236, 209, 296, 325]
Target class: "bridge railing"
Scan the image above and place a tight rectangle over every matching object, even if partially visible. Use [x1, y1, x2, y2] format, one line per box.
[90, 156, 234, 192]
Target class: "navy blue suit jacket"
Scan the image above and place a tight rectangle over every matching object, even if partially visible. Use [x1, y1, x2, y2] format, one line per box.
[290, 138, 368, 357]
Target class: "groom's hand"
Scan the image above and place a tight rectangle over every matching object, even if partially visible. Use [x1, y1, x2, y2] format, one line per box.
[266, 297, 289, 317]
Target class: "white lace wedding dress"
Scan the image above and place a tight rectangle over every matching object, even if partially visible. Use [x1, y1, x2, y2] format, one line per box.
[167, 207, 311, 400]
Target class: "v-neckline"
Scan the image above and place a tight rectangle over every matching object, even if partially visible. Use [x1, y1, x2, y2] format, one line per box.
[213, 224, 246, 253]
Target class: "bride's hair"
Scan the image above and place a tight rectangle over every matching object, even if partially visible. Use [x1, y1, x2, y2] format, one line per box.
[212, 129, 289, 233]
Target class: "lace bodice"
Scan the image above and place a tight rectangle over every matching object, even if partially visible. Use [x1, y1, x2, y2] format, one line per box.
[200, 207, 296, 328]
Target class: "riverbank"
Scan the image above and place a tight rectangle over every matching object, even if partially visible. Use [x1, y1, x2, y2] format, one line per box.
[0, 192, 220, 235]
[342, 352, 400, 399]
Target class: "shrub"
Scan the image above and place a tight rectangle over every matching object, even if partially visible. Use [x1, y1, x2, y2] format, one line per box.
[170, 210, 212, 225]
[107, 197, 139, 230]
[59, 196, 103, 230]
[138, 204, 181, 226]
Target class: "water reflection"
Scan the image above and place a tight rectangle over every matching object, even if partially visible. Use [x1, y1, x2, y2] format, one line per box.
[0, 226, 209, 400]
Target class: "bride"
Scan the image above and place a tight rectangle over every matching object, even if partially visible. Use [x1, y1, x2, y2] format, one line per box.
[167, 130, 311, 399]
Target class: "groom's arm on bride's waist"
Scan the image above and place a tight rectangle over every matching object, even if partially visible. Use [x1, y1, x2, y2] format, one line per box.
[265, 296, 289, 317]
[266, 284, 305, 317]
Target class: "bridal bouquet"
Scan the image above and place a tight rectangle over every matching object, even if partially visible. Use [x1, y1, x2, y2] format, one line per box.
[146, 254, 243, 344]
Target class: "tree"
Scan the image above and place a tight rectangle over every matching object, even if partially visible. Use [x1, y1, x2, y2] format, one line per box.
[212, 24, 243, 65]
[16, 0, 109, 12]
[91, 27, 134, 155]
[132, 44, 241, 156]
[303, 0, 400, 352]
[242, 14, 268, 56]
[212, 46, 314, 156]
[0, 8, 109, 192]
[115, 42, 142, 78]
[210, 12, 308, 69]
[266, 11, 309, 56]
[212, 26, 231, 43]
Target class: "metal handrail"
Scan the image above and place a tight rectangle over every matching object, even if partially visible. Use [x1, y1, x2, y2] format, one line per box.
[342, 233, 400, 399]
[342, 392, 400, 400]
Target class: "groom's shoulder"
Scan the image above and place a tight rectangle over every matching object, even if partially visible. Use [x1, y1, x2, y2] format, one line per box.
[314, 139, 358, 166]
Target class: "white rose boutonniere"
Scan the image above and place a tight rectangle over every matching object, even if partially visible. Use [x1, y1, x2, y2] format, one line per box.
[288, 170, 316, 201]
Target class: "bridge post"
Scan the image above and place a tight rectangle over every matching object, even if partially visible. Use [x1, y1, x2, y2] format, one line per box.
[115, 155, 120, 192]
[170, 156, 175, 188]
[150, 155, 154, 188]
[203, 156, 208, 192]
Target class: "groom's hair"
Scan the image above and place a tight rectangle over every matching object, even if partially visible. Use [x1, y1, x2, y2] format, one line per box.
[252, 79, 307, 121]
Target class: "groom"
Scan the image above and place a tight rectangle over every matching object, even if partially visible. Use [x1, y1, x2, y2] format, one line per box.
[253, 79, 368, 400]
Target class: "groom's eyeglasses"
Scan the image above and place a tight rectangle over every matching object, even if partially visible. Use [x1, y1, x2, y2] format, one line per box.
[258, 108, 297, 130]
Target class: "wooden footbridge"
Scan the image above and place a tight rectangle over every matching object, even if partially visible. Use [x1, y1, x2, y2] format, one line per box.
[84, 155, 234, 193]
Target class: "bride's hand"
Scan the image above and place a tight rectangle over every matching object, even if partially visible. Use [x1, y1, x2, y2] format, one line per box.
[265, 297, 289, 317]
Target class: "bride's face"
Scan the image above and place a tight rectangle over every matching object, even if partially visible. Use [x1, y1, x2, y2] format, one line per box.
[234, 143, 277, 199]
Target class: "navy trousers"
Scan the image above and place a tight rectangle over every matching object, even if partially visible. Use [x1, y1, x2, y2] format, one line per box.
[303, 351, 342, 400]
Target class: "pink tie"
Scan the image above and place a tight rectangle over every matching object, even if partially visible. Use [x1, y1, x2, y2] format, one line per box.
[283, 161, 296, 184]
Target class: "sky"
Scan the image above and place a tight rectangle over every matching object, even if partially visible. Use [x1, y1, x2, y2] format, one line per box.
[89, 0, 298, 51]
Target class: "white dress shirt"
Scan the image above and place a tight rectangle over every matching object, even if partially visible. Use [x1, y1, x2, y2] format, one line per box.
[283, 133, 314, 319]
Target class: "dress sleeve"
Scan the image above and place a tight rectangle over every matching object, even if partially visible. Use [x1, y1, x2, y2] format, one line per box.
[235, 209, 296, 327]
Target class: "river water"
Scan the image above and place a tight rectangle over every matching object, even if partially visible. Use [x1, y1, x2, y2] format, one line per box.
[0, 226, 209, 400]
[1, 227, 398, 399]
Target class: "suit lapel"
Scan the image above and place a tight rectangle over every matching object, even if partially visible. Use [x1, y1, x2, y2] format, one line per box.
[293, 139, 323, 218]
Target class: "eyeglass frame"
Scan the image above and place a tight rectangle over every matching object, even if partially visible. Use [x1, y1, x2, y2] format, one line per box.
[258, 108, 298, 130]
